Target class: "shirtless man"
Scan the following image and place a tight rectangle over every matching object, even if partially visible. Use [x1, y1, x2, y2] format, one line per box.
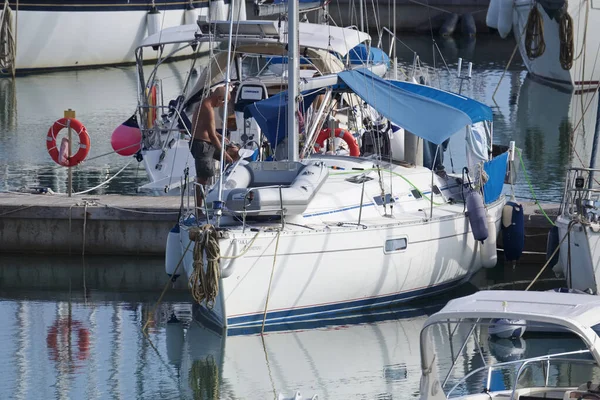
[190, 86, 234, 211]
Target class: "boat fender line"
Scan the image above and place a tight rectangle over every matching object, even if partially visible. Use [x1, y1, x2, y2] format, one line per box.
[501, 200, 525, 263]
[481, 213, 498, 268]
[46, 118, 91, 167]
[314, 128, 360, 156]
[466, 190, 488, 243]
[165, 224, 182, 281]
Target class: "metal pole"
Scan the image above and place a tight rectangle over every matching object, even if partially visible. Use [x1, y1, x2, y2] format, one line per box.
[393, 0, 397, 80]
[287, 0, 299, 162]
[216, 0, 236, 225]
[359, 0, 364, 32]
[65, 108, 76, 197]
[588, 88, 600, 189]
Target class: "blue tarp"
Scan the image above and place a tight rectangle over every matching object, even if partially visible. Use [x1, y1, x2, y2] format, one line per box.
[337, 69, 493, 145]
[347, 45, 390, 68]
[247, 68, 494, 148]
[246, 89, 324, 148]
[483, 151, 508, 204]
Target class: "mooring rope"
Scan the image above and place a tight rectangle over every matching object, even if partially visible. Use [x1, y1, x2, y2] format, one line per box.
[558, 4, 574, 70]
[525, 4, 546, 60]
[189, 225, 221, 308]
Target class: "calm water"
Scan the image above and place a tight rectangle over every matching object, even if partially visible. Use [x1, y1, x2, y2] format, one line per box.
[0, 33, 595, 399]
[0, 254, 578, 399]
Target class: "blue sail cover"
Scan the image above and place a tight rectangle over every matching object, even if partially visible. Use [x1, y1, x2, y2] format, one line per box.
[482, 151, 509, 204]
[337, 69, 493, 145]
[246, 89, 324, 148]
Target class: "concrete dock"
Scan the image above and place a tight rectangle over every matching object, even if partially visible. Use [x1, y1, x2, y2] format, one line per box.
[0, 192, 181, 256]
[1, 192, 559, 261]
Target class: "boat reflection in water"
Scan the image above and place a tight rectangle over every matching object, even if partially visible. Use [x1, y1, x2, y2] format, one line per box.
[165, 297, 462, 399]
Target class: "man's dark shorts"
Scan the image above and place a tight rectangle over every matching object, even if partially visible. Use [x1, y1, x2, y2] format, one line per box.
[190, 140, 216, 179]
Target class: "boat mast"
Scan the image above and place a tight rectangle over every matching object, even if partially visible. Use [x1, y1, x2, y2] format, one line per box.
[216, 0, 236, 221]
[287, 0, 299, 162]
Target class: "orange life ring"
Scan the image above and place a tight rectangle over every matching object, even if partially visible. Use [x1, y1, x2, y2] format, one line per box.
[46, 118, 91, 167]
[46, 318, 90, 362]
[147, 84, 157, 127]
[314, 128, 360, 157]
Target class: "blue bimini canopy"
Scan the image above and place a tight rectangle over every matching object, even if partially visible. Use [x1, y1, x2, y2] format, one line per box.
[337, 69, 493, 145]
[246, 89, 325, 149]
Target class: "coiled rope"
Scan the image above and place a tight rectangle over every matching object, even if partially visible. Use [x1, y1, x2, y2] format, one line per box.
[558, 4, 574, 70]
[189, 225, 221, 308]
[188, 224, 261, 308]
[525, 4, 546, 60]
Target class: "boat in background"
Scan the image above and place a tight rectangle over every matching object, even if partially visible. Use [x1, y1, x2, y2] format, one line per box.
[486, 0, 600, 91]
[0, 0, 246, 76]
[132, 18, 388, 193]
[419, 290, 600, 399]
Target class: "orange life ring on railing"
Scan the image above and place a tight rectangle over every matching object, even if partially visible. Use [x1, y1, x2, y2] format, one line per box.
[314, 128, 360, 157]
[46, 318, 90, 362]
[46, 118, 91, 167]
[147, 84, 157, 127]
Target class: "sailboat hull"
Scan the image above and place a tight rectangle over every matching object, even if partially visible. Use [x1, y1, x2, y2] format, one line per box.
[513, 0, 600, 91]
[556, 215, 600, 293]
[177, 197, 505, 334]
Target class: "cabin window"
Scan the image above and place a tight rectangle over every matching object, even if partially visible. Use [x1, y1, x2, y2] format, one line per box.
[373, 194, 395, 206]
[346, 175, 373, 184]
[410, 189, 423, 199]
[384, 238, 407, 253]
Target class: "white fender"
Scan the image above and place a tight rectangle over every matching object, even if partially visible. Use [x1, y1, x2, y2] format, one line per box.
[481, 213, 498, 268]
[497, 0, 514, 39]
[486, 0, 500, 29]
[166, 224, 182, 279]
[146, 9, 161, 37]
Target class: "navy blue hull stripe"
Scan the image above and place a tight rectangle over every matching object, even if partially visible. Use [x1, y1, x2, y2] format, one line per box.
[7, 0, 219, 12]
[225, 277, 465, 328]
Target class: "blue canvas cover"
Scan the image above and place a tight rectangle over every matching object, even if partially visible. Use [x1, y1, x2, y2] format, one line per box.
[246, 89, 324, 148]
[347, 45, 391, 68]
[337, 69, 493, 145]
[482, 151, 508, 204]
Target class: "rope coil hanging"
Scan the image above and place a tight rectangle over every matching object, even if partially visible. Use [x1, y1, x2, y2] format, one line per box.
[558, 3, 574, 70]
[189, 224, 222, 308]
[525, 3, 546, 60]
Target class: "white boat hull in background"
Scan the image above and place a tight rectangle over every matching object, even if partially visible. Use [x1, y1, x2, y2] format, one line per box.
[4, 2, 244, 73]
[177, 197, 505, 333]
[513, 0, 600, 91]
[556, 215, 600, 294]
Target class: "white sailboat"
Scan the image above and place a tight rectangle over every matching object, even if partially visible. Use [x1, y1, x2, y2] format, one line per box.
[486, 0, 600, 91]
[162, 0, 513, 334]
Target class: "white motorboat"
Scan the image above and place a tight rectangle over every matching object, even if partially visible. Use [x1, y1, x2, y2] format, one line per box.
[419, 290, 600, 399]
